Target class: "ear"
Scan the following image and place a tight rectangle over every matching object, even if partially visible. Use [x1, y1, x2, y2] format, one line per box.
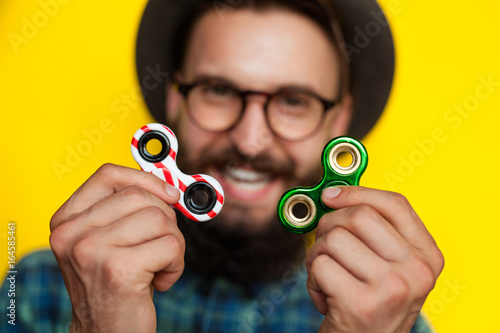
[329, 93, 353, 137]
[166, 81, 181, 123]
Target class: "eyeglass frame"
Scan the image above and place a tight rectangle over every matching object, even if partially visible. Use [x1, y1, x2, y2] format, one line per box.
[172, 77, 341, 141]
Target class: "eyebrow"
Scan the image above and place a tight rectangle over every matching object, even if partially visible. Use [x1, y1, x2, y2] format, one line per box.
[188, 73, 336, 100]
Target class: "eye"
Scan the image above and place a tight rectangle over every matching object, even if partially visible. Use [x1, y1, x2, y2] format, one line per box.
[203, 83, 236, 97]
[283, 95, 304, 106]
[276, 93, 310, 109]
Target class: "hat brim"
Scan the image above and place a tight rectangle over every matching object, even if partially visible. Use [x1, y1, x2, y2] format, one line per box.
[136, 0, 395, 139]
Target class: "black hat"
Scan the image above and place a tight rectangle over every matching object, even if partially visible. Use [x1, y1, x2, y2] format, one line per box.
[136, 0, 395, 139]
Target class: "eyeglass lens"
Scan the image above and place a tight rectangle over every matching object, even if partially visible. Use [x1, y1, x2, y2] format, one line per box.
[186, 81, 326, 140]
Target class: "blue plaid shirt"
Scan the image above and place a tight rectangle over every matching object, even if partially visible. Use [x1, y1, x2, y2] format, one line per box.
[1, 250, 433, 332]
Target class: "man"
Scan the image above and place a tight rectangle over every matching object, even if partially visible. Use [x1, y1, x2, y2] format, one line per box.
[1, 0, 443, 332]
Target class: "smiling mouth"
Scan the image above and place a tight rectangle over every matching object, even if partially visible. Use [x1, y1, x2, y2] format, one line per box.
[223, 166, 274, 192]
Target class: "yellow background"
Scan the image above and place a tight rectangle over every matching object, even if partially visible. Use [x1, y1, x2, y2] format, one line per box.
[1, 0, 499, 331]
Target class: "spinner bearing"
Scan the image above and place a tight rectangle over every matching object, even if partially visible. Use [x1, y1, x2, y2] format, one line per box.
[131, 123, 224, 221]
[277, 136, 368, 233]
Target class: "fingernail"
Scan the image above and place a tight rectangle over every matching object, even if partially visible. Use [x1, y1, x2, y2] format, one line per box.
[323, 187, 341, 200]
[166, 184, 179, 197]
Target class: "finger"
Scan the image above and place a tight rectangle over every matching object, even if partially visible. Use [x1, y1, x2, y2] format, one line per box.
[307, 254, 363, 314]
[75, 185, 177, 229]
[307, 226, 388, 282]
[316, 205, 410, 262]
[51, 186, 177, 250]
[51, 164, 180, 230]
[103, 206, 182, 247]
[322, 186, 434, 248]
[125, 234, 185, 291]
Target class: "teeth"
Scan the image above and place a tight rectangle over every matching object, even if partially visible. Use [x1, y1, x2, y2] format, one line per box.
[224, 167, 272, 191]
[226, 168, 270, 183]
[227, 178, 269, 191]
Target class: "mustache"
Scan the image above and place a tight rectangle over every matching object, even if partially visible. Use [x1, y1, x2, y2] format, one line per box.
[178, 144, 296, 180]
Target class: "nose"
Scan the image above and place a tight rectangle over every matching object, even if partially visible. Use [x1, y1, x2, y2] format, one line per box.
[228, 94, 276, 158]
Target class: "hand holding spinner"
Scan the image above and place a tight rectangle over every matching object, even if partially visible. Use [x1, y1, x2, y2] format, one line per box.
[131, 123, 224, 222]
[278, 137, 368, 233]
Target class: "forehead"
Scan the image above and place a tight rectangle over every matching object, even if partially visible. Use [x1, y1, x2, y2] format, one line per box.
[182, 8, 341, 97]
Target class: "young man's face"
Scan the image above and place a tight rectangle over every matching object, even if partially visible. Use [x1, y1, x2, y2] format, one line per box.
[168, 8, 351, 229]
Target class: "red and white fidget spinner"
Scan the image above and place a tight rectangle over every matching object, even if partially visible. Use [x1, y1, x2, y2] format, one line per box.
[131, 123, 224, 222]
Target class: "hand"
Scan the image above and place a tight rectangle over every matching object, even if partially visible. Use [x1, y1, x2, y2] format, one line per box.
[306, 186, 444, 333]
[50, 164, 185, 333]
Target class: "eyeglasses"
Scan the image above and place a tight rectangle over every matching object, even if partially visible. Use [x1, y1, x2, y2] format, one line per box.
[173, 78, 340, 141]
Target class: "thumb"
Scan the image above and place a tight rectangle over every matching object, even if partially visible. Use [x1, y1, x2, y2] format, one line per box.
[321, 186, 343, 208]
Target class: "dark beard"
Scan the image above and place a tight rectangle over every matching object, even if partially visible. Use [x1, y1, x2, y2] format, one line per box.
[177, 210, 308, 285]
[170, 125, 322, 286]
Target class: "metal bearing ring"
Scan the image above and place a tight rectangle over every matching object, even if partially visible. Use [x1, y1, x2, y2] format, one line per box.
[283, 194, 317, 227]
[329, 142, 362, 175]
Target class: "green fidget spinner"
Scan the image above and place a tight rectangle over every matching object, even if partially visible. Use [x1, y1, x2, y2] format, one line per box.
[277, 136, 368, 234]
